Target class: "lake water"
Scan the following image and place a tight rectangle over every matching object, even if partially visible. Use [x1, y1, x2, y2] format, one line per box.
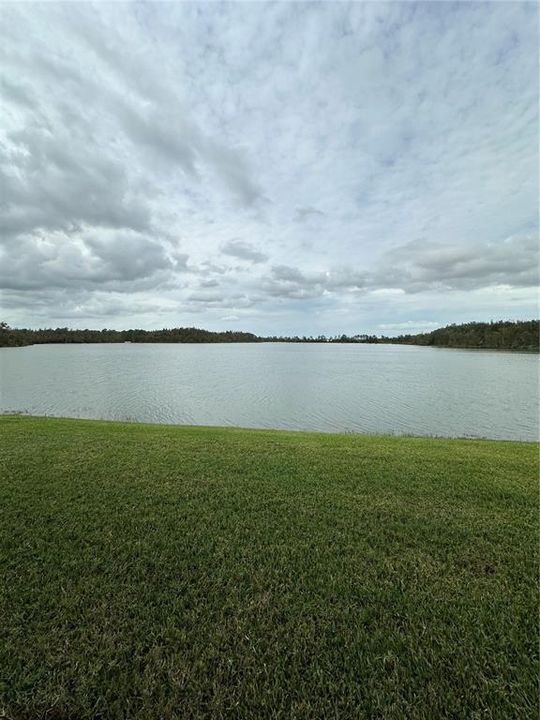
[0, 343, 538, 440]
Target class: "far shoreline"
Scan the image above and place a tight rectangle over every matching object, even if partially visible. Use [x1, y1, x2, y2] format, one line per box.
[2, 319, 538, 352]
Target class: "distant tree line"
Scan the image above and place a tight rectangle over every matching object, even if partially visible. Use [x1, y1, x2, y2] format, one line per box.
[0, 323, 261, 347]
[0, 320, 537, 350]
[262, 333, 380, 344]
[384, 320, 539, 351]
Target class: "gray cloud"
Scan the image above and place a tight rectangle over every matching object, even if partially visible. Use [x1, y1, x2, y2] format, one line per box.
[262, 265, 368, 299]
[379, 234, 539, 292]
[294, 206, 325, 222]
[186, 291, 254, 310]
[0, 76, 35, 108]
[221, 239, 269, 264]
[203, 141, 263, 206]
[118, 105, 199, 177]
[0, 229, 178, 291]
[0, 126, 151, 241]
[259, 234, 539, 301]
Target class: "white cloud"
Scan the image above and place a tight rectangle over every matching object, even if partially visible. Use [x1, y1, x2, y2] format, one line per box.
[0, 1, 538, 334]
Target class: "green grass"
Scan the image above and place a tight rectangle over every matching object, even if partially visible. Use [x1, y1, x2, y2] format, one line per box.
[1, 415, 538, 719]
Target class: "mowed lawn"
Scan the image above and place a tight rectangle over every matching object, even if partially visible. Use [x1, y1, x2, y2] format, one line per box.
[1, 415, 538, 719]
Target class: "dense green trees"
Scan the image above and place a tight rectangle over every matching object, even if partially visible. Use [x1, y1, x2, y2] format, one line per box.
[1, 320, 537, 350]
[385, 320, 539, 351]
[0, 324, 261, 347]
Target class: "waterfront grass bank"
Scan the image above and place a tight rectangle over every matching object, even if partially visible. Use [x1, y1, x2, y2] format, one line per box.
[1, 415, 538, 719]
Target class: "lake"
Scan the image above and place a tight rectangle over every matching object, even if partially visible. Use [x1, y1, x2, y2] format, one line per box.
[0, 343, 538, 440]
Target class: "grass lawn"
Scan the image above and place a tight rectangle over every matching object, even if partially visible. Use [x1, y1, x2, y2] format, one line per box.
[1, 415, 538, 719]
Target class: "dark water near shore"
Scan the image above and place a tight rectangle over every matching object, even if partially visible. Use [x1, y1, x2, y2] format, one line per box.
[0, 343, 538, 440]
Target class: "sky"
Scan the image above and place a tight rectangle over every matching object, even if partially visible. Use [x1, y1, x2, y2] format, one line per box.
[1, 1, 538, 336]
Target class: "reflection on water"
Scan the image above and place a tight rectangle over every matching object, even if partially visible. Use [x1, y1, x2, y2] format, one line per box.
[0, 343, 538, 440]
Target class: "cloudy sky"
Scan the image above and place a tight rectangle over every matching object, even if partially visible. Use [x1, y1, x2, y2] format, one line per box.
[1, 1, 538, 336]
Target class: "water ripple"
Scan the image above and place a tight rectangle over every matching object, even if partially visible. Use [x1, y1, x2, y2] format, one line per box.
[1, 343, 538, 440]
